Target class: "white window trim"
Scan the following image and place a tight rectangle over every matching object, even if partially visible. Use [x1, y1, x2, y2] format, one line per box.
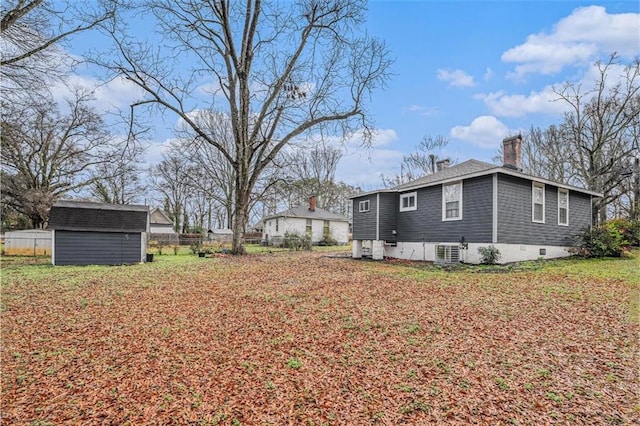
[399, 191, 417, 212]
[442, 181, 463, 221]
[558, 188, 569, 226]
[359, 200, 370, 212]
[532, 182, 545, 223]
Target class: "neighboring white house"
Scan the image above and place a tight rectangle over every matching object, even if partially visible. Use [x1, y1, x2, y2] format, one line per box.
[262, 196, 349, 246]
[149, 208, 176, 234]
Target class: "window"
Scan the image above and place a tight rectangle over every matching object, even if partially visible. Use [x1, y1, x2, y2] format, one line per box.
[558, 188, 569, 226]
[306, 219, 312, 235]
[400, 191, 417, 212]
[532, 182, 545, 223]
[359, 200, 370, 212]
[275, 218, 279, 232]
[323, 220, 330, 236]
[442, 181, 462, 221]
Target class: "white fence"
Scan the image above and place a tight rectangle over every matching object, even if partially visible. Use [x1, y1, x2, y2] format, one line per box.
[3, 230, 52, 256]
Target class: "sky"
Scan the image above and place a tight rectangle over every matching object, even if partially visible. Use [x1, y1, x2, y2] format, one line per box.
[63, 0, 640, 191]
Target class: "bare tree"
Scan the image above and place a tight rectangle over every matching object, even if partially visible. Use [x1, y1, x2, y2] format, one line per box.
[148, 151, 193, 233]
[1, 0, 115, 102]
[275, 142, 344, 209]
[551, 55, 640, 224]
[91, 143, 147, 205]
[175, 111, 237, 229]
[103, 0, 391, 253]
[0, 92, 119, 227]
[381, 135, 450, 187]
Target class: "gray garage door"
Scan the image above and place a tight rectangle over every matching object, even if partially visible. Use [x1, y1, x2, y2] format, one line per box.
[54, 231, 142, 265]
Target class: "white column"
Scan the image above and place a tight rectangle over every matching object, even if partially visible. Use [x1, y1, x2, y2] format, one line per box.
[352, 240, 363, 258]
[372, 240, 384, 260]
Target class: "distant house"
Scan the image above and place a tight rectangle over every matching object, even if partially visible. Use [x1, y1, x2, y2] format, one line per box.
[47, 200, 149, 265]
[262, 196, 349, 246]
[350, 136, 602, 264]
[149, 208, 175, 234]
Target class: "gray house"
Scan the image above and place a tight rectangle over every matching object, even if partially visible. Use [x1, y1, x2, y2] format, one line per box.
[351, 136, 602, 264]
[48, 200, 149, 265]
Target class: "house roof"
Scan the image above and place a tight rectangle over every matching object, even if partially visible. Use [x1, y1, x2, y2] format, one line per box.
[48, 200, 149, 232]
[150, 208, 173, 225]
[350, 159, 603, 198]
[394, 159, 495, 190]
[264, 205, 349, 222]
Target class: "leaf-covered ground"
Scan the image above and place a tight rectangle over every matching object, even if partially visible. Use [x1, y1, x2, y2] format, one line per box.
[1, 252, 638, 425]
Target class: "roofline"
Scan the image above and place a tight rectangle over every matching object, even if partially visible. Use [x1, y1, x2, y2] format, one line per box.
[53, 200, 149, 212]
[348, 189, 396, 199]
[263, 213, 349, 222]
[350, 168, 603, 198]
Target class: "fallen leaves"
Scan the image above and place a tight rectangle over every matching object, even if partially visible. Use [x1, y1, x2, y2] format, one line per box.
[1, 252, 638, 424]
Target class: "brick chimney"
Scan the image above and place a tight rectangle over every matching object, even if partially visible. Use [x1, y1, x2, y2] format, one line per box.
[309, 195, 316, 212]
[503, 135, 522, 170]
[436, 159, 450, 172]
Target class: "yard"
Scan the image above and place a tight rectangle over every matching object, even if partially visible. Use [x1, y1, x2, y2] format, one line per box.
[1, 250, 638, 425]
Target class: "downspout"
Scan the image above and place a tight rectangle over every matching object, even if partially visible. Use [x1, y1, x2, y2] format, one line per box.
[492, 173, 498, 243]
[376, 193, 380, 241]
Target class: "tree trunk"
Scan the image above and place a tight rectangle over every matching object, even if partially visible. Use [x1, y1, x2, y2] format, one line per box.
[231, 188, 249, 255]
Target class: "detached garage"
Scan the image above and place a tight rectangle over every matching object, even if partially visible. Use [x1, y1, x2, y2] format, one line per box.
[48, 201, 149, 266]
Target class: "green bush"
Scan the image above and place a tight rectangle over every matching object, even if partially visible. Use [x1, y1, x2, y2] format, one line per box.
[318, 230, 337, 246]
[572, 223, 626, 258]
[284, 232, 312, 251]
[478, 245, 502, 265]
[605, 218, 640, 248]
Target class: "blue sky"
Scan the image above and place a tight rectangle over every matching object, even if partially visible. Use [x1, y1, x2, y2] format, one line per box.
[61, 1, 640, 191]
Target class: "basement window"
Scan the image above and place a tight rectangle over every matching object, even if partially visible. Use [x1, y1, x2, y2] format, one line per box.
[400, 192, 417, 212]
[532, 182, 545, 223]
[558, 188, 569, 226]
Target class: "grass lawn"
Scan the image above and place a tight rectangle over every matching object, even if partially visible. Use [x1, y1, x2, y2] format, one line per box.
[1, 250, 638, 424]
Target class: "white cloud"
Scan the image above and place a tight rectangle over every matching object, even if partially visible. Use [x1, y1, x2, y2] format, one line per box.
[51, 74, 145, 113]
[502, 6, 640, 78]
[337, 147, 404, 189]
[477, 61, 632, 117]
[450, 116, 511, 149]
[477, 88, 570, 117]
[334, 128, 403, 187]
[403, 104, 438, 116]
[344, 128, 399, 148]
[483, 67, 494, 81]
[437, 69, 476, 87]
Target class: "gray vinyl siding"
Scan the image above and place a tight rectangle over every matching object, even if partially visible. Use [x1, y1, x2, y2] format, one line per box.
[396, 175, 493, 243]
[378, 192, 398, 241]
[352, 195, 378, 240]
[54, 231, 142, 265]
[497, 174, 590, 246]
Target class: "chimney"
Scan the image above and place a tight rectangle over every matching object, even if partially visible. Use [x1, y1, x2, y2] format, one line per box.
[436, 159, 450, 172]
[309, 195, 316, 212]
[503, 135, 522, 170]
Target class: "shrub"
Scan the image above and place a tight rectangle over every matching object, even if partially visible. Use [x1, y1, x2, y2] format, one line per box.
[572, 223, 627, 258]
[478, 245, 502, 265]
[318, 230, 337, 246]
[284, 232, 312, 251]
[605, 218, 640, 248]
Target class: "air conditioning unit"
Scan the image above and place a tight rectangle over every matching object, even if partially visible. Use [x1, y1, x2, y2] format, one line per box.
[435, 243, 460, 264]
